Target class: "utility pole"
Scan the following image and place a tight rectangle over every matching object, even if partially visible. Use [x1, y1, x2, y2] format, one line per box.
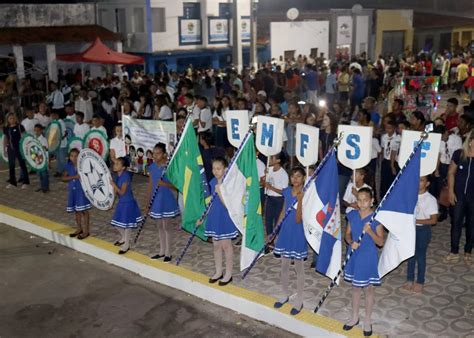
[232, 0, 243, 72]
[250, 0, 258, 70]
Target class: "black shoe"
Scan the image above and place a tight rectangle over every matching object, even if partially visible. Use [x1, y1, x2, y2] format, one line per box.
[363, 325, 372, 337]
[114, 240, 125, 246]
[54, 173, 62, 178]
[273, 297, 289, 309]
[35, 188, 42, 192]
[290, 304, 303, 316]
[150, 253, 165, 259]
[234, 237, 242, 247]
[118, 248, 130, 255]
[218, 277, 233, 286]
[69, 231, 82, 238]
[164, 256, 172, 262]
[42, 189, 49, 193]
[343, 319, 360, 331]
[208, 275, 223, 284]
[310, 261, 316, 269]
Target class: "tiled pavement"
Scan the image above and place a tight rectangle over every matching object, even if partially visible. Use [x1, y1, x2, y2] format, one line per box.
[1, 167, 473, 337]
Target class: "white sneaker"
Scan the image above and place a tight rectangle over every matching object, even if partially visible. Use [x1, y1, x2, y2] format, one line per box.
[6, 184, 15, 189]
[21, 184, 28, 189]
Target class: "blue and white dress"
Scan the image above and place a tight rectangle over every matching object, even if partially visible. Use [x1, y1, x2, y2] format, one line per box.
[204, 178, 239, 240]
[344, 210, 381, 287]
[274, 187, 308, 260]
[65, 162, 91, 213]
[111, 171, 143, 228]
[148, 163, 180, 219]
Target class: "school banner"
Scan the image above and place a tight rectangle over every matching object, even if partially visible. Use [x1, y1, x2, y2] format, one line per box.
[226, 110, 249, 148]
[179, 18, 202, 45]
[337, 125, 373, 170]
[122, 115, 177, 174]
[295, 123, 319, 167]
[398, 130, 441, 176]
[209, 17, 229, 43]
[255, 116, 284, 157]
[241, 17, 251, 41]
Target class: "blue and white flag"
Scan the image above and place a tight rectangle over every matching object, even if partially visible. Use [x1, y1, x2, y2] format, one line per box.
[377, 146, 421, 278]
[302, 151, 341, 281]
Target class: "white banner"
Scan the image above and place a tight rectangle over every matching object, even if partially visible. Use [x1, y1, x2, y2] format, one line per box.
[337, 16, 352, 46]
[180, 19, 201, 44]
[296, 123, 319, 167]
[122, 116, 177, 174]
[241, 17, 251, 41]
[226, 110, 249, 148]
[337, 125, 373, 170]
[255, 116, 284, 157]
[209, 18, 229, 43]
[398, 130, 441, 176]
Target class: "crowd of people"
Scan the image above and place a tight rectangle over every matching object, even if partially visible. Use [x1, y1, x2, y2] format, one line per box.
[2, 48, 474, 335]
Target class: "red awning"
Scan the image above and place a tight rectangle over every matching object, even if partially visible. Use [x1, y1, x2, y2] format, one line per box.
[56, 37, 144, 65]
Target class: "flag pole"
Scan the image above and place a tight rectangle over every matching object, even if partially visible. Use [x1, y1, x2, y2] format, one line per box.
[313, 127, 430, 313]
[133, 115, 191, 245]
[175, 128, 255, 265]
[242, 133, 345, 279]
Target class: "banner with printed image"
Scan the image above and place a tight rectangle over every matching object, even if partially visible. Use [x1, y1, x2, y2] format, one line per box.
[122, 116, 177, 174]
[179, 18, 202, 45]
[209, 17, 229, 43]
[241, 16, 251, 41]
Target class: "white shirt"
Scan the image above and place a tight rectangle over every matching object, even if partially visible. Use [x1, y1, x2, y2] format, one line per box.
[75, 98, 94, 122]
[265, 166, 289, 197]
[197, 107, 212, 133]
[415, 191, 438, 226]
[381, 133, 401, 160]
[212, 108, 228, 123]
[257, 158, 265, 179]
[343, 182, 372, 213]
[110, 136, 126, 159]
[65, 114, 77, 123]
[73, 123, 90, 139]
[21, 117, 39, 134]
[372, 137, 382, 160]
[158, 105, 173, 120]
[90, 126, 108, 138]
[47, 90, 64, 109]
[36, 134, 48, 150]
[439, 134, 463, 164]
[102, 97, 117, 115]
[34, 113, 51, 128]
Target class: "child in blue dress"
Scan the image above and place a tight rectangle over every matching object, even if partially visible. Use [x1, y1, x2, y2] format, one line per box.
[199, 157, 238, 286]
[147, 143, 179, 262]
[273, 167, 307, 316]
[110, 157, 143, 254]
[62, 148, 91, 239]
[343, 187, 384, 336]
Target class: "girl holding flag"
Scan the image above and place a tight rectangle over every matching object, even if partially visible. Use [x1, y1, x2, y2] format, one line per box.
[199, 157, 238, 286]
[147, 143, 180, 262]
[343, 187, 384, 336]
[273, 167, 307, 316]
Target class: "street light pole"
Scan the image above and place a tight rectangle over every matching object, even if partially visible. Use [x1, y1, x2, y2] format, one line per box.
[250, 0, 258, 70]
[232, 0, 243, 72]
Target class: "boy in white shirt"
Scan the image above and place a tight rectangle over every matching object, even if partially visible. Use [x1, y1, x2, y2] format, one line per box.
[33, 124, 49, 193]
[34, 102, 51, 128]
[109, 124, 126, 164]
[402, 176, 438, 293]
[343, 167, 372, 214]
[90, 115, 108, 138]
[64, 103, 77, 123]
[21, 107, 39, 134]
[73, 112, 90, 139]
[264, 152, 289, 242]
[380, 120, 401, 199]
[195, 96, 212, 133]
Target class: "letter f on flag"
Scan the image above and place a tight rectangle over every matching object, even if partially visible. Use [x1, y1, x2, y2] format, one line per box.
[302, 150, 341, 281]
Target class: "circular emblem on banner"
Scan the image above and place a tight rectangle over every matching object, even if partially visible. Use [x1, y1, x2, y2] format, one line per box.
[20, 133, 48, 172]
[45, 121, 62, 154]
[0, 132, 8, 163]
[78, 148, 115, 210]
[83, 130, 109, 160]
[68, 136, 83, 153]
[64, 119, 75, 142]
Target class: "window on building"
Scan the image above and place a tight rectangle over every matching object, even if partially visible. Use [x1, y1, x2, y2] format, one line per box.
[115, 8, 127, 33]
[133, 7, 145, 33]
[219, 3, 232, 18]
[152, 8, 166, 32]
[183, 2, 200, 19]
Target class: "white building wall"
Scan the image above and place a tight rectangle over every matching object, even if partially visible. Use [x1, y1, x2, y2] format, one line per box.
[270, 21, 329, 60]
[355, 16, 369, 55]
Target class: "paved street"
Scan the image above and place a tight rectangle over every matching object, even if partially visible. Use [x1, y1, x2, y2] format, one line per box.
[0, 224, 294, 338]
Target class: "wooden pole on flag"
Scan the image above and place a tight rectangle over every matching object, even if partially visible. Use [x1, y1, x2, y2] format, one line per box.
[175, 128, 255, 266]
[313, 128, 430, 313]
[242, 133, 345, 280]
[132, 115, 191, 245]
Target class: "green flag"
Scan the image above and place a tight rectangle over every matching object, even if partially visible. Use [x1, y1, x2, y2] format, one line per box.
[219, 133, 265, 270]
[165, 119, 209, 241]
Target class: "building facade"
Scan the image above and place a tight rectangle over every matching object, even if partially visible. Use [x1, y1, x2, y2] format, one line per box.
[97, 0, 252, 72]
